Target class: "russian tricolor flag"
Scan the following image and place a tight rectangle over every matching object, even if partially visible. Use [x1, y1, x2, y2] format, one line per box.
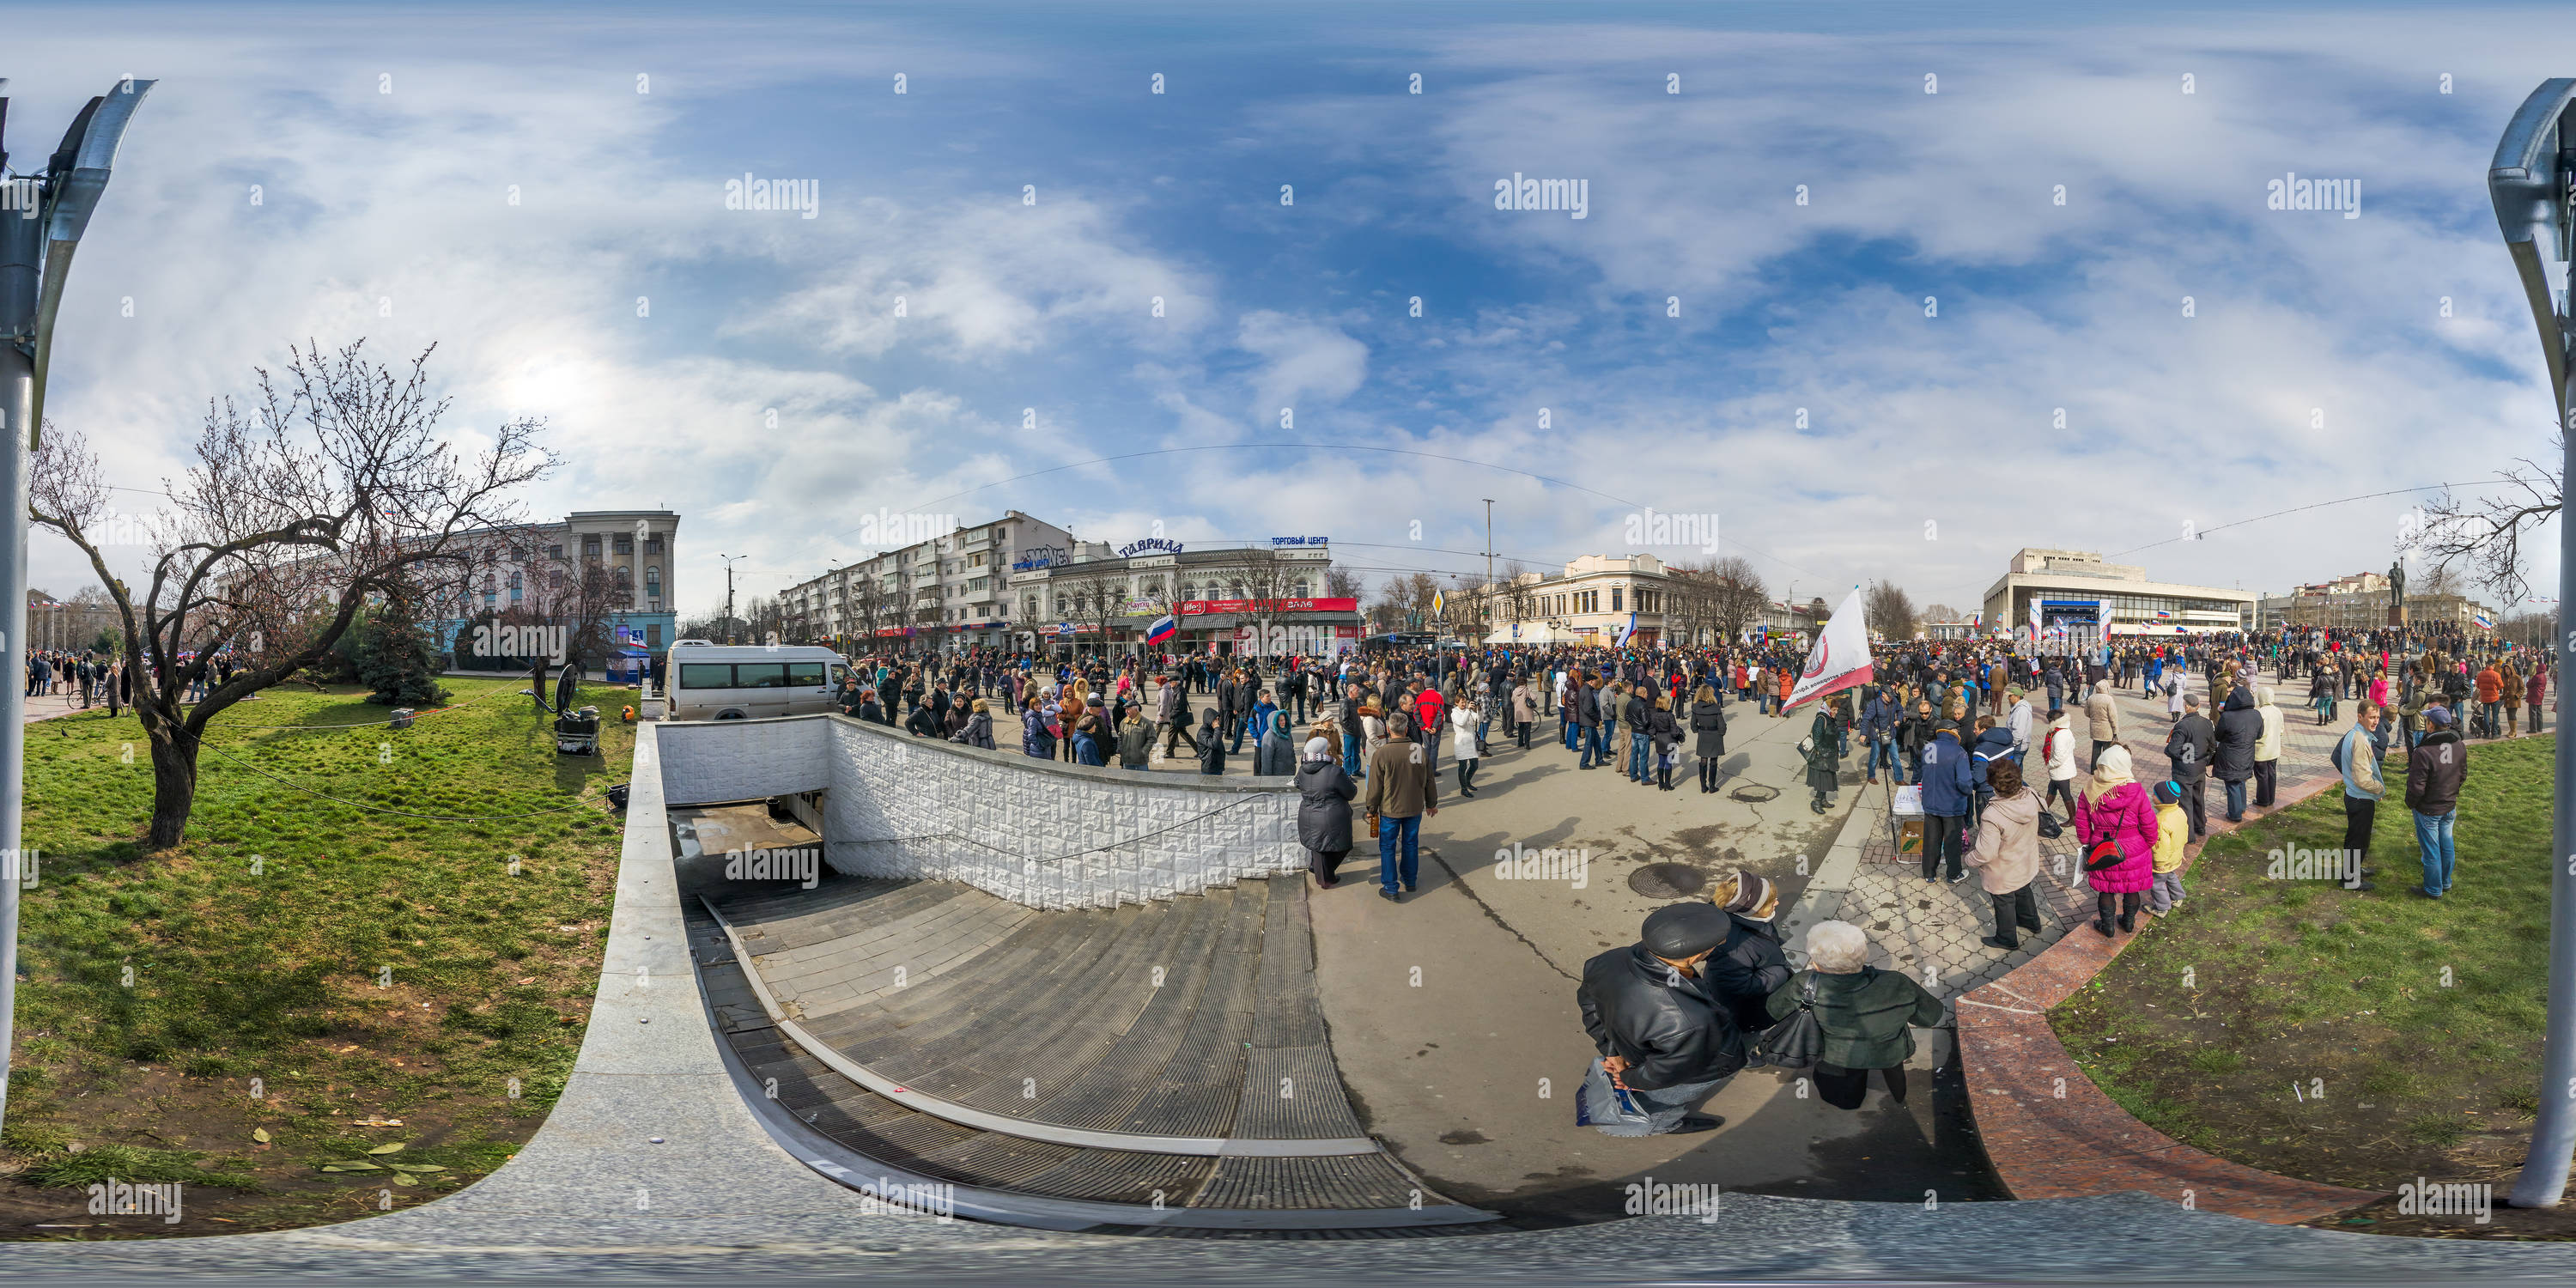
[1145, 614, 1179, 644]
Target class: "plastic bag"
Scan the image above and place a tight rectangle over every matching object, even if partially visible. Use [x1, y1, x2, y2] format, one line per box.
[1575, 1057, 1656, 1136]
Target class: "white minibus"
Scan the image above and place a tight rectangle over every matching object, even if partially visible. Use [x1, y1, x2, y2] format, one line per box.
[665, 644, 851, 720]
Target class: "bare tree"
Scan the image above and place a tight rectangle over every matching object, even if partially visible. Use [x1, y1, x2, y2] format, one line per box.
[2409, 439, 2562, 599]
[33, 341, 550, 848]
[1863, 580, 1919, 641]
[1054, 561, 1134, 658]
[1705, 556, 1767, 645]
[1322, 565, 1363, 602]
[522, 550, 635, 665]
[1923, 602, 1963, 623]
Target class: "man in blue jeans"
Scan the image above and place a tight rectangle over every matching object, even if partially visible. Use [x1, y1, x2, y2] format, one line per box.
[1625, 684, 1653, 783]
[1363, 712, 1439, 902]
[2404, 705, 2466, 898]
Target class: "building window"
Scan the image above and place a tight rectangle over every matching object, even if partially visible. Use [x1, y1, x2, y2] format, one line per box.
[645, 566, 662, 598]
[582, 536, 602, 558]
[547, 544, 562, 559]
[1612, 587, 1623, 611]
[644, 534, 664, 555]
[646, 624, 662, 647]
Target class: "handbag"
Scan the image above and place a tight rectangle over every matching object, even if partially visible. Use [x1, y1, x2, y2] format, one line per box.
[2081, 838, 2128, 872]
[2032, 788, 2063, 840]
[1756, 972, 1827, 1072]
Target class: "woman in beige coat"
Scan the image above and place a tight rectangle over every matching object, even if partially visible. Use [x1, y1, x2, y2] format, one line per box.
[1967, 760, 2045, 951]
[2251, 685, 2283, 807]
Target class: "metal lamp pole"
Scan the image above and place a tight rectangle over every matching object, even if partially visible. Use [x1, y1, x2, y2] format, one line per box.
[2491, 76, 2576, 1208]
[0, 77, 155, 1137]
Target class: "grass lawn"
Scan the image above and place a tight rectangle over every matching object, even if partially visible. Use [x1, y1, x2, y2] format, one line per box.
[0, 676, 635, 1237]
[2052, 732, 2559, 1238]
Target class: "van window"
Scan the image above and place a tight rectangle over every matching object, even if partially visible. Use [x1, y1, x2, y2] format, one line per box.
[736, 663, 790, 690]
[678, 664, 733, 690]
[830, 663, 850, 687]
[788, 662, 827, 687]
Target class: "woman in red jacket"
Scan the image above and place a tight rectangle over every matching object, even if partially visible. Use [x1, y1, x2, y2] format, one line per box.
[2075, 744, 2157, 938]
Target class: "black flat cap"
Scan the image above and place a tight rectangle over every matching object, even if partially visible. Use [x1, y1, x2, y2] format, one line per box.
[1642, 902, 1731, 958]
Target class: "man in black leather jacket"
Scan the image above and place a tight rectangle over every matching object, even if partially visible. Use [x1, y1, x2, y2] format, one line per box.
[1577, 903, 1746, 1134]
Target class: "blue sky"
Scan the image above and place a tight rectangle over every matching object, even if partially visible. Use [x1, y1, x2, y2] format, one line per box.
[12, 0, 2572, 620]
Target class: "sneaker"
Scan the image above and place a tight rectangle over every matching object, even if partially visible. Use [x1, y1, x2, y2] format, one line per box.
[2348, 880, 2377, 891]
[1379, 889, 1400, 902]
[1402, 882, 1417, 893]
[2413, 886, 2440, 899]
[1979, 936, 2018, 951]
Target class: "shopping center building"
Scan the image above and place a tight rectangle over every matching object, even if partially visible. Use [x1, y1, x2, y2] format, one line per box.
[1979, 548, 2256, 644]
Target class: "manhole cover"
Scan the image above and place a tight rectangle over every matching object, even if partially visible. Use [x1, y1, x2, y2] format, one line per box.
[1728, 784, 1781, 803]
[1629, 863, 1708, 899]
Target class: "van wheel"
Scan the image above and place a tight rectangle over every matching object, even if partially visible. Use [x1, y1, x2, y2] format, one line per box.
[717, 709, 746, 720]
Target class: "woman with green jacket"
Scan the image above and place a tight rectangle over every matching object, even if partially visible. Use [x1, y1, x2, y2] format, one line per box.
[1766, 920, 1946, 1110]
[1802, 705, 1842, 814]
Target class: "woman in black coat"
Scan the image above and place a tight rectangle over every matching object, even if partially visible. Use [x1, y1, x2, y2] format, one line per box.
[1293, 738, 1356, 887]
[1648, 695, 1684, 791]
[1688, 684, 1728, 794]
[1194, 707, 1228, 775]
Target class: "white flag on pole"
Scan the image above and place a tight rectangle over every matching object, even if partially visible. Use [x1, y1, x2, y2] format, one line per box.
[1784, 586, 1874, 712]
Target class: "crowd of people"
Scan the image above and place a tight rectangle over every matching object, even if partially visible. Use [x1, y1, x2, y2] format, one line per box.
[832, 617, 2541, 968]
[813, 619, 2542, 1135]
[26, 647, 137, 714]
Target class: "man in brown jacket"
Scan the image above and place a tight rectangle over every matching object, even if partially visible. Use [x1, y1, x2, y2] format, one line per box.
[2084, 679, 2121, 771]
[1364, 711, 1440, 902]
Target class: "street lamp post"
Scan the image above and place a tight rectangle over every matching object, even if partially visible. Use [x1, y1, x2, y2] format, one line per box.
[717, 553, 748, 645]
[0, 77, 155, 1138]
[2489, 76, 2576, 1208]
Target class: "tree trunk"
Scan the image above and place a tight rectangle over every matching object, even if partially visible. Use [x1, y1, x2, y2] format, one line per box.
[146, 725, 201, 849]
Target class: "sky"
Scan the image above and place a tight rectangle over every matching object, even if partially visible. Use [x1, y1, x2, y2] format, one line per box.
[9, 0, 2572, 623]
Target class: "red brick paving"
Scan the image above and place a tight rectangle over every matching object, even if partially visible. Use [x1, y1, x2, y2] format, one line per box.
[1958, 717, 2391, 1224]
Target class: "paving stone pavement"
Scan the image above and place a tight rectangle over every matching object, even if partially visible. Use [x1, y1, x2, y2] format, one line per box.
[1789, 661, 2374, 1025]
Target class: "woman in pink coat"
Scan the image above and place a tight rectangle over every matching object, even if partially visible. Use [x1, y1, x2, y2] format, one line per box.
[2076, 744, 2157, 938]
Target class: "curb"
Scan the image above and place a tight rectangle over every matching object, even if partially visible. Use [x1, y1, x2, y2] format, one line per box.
[1956, 726, 2407, 1224]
